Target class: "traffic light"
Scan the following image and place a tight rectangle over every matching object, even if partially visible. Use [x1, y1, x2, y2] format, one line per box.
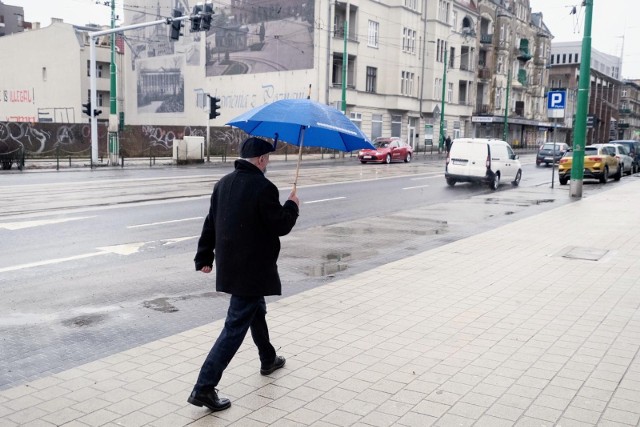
[82, 101, 91, 116]
[209, 96, 221, 120]
[190, 4, 203, 32]
[93, 108, 102, 117]
[170, 9, 182, 41]
[201, 4, 214, 31]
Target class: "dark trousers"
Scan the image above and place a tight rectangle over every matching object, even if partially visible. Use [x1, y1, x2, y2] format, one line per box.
[193, 295, 276, 393]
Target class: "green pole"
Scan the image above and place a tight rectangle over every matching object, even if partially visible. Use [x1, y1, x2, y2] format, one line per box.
[108, 0, 119, 164]
[341, 21, 348, 113]
[503, 68, 511, 142]
[570, 0, 593, 198]
[439, 48, 448, 152]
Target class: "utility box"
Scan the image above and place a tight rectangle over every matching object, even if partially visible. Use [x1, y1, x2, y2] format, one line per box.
[173, 136, 204, 164]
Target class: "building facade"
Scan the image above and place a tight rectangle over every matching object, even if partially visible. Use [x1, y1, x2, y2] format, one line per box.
[548, 41, 622, 145]
[618, 80, 640, 140]
[471, 0, 552, 148]
[0, 1, 25, 37]
[0, 21, 115, 123]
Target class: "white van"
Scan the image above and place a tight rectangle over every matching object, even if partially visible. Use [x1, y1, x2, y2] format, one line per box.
[445, 138, 522, 190]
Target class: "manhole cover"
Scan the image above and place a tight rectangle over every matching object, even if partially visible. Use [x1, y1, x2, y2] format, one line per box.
[560, 246, 608, 261]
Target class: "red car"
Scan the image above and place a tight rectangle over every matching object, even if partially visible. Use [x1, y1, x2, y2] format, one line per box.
[358, 137, 413, 164]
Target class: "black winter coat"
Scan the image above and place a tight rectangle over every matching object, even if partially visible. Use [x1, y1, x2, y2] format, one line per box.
[194, 160, 299, 296]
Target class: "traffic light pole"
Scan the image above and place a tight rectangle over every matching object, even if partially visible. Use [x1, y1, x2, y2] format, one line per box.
[87, 15, 192, 165]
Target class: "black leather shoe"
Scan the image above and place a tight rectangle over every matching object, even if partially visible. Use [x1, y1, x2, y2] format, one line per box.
[187, 389, 231, 412]
[261, 355, 286, 375]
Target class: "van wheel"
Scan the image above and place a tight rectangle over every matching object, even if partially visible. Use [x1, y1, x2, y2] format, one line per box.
[490, 173, 500, 190]
[511, 170, 522, 186]
[385, 154, 391, 164]
[404, 153, 411, 163]
[446, 178, 456, 187]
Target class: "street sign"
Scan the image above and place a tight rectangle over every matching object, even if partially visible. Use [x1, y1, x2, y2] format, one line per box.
[547, 90, 566, 118]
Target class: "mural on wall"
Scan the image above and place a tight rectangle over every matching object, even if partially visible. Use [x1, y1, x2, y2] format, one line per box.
[137, 55, 185, 114]
[128, 0, 202, 115]
[205, 0, 315, 76]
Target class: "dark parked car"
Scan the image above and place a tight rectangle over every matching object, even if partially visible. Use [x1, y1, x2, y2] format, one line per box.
[610, 140, 640, 173]
[536, 142, 569, 166]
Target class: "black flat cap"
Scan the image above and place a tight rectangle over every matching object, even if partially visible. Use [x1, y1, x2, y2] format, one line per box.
[240, 137, 275, 158]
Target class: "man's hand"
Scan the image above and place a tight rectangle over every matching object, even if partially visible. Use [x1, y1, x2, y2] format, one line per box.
[288, 187, 299, 207]
[200, 266, 212, 273]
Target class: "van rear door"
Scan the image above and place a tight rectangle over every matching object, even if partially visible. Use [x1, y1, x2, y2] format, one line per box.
[448, 140, 489, 178]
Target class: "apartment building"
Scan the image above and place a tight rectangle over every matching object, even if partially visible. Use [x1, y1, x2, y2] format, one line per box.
[548, 41, 622, 145]
[472, 0, 552, 147]
[618, 80, 640, 140]
[0, 0, 25, 37]
[0, 20, 116, 123]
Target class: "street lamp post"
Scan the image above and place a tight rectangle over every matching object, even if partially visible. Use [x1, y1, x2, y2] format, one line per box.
[439, 46, 449, 152]
[438, 29, 473, 152]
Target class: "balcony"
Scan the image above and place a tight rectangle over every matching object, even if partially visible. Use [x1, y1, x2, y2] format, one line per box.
[477, 68, 491, 80]
[475, 104, 491, 115]
[517, 69, 527, 86]
[333, 26, 358, 42]
[619, 108, 632, 115]
[517, 39, 532, 62]
[480, 33, 493, 44]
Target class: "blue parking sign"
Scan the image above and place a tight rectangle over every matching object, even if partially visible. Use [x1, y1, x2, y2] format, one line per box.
[547, 90, 566, 109]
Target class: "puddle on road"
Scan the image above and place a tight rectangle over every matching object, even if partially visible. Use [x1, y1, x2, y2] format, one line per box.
[141, 292, 225, 313]
[62, 313, 106, 328]
[307, 251, 351, 277]
[143, 298, 179, 313]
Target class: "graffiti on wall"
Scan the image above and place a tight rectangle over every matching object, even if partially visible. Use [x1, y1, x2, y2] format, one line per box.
[0, 89, 35, 103]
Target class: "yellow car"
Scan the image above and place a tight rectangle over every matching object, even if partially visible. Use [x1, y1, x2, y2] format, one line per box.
[558, 144, 621, 185]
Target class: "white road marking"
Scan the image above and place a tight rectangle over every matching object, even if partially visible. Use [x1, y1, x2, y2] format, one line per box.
[303, 197, 347, 204]
[402, 185, 430, 190]
[127, 217, 203, 229]
[0, 252, 105, 273]
[162, 236, 199, 245]
[0, 216, 95, 230]
[0, 240, 164, 273]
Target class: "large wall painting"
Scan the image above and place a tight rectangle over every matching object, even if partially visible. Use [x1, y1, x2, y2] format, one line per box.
[205, 0, 315, 76]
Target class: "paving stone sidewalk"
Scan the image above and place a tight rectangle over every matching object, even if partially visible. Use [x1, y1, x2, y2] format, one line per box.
[1, 180, 639, 427]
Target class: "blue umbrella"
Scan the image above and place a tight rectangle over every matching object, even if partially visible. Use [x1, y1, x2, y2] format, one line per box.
[227, 98, 374, 187]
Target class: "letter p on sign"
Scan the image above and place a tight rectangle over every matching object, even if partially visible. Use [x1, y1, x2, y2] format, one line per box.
[547, 90, 566, 118]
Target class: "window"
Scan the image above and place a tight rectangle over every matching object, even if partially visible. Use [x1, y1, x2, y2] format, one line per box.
[500, 24, 505, 41]
[403, 28, 416, 53]
[434, 78, 442, 100]
[575, 53, 579, 62]
[495, 87, 502, 109]
[497, 55, 503, 74]
[391, 115, 402, 137]
[401, 71, 414, 96]
[97, 64, 103, 78]
[562, 54, 566, 64]
[366, 67, 377, 93]
[452, 11, 458, 30]
[98, 92, 104, 107]
[436, 40, 447, 62]
[404, 0, 418, 11]
[349, 112, 362, 129]
[447, 82, 453, 102]
[450, 47, 455, 68]
[368, 21, 379, 47]
[371, 114, 383, 139]
[551, 55, 554, 65]
[438, 0, 450, 22]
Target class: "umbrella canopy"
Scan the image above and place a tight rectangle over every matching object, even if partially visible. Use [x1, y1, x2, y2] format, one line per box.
[227, 98, 374, 152]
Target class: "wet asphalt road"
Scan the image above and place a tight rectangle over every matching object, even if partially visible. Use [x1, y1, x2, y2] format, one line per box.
[0, 154, 624, 389]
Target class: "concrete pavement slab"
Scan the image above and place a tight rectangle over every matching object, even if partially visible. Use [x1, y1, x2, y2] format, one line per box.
[2, 178, 640, 426]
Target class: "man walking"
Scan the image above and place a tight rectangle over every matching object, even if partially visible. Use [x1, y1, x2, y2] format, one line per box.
[188, 137, 300, 412]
